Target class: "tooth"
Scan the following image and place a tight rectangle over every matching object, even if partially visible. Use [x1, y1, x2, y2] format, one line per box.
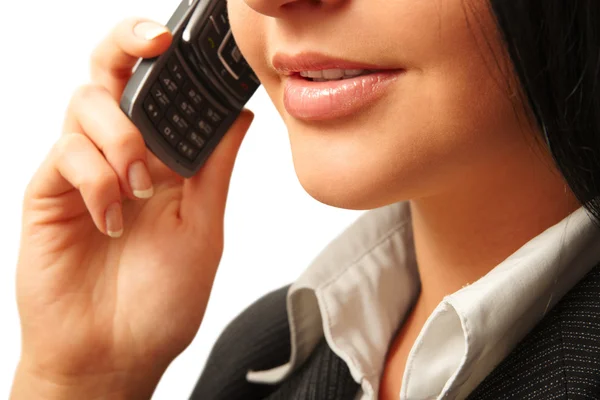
[306, 70, 323, 78]
[343, 69, 364, 77]
[322, 69, 344, 79]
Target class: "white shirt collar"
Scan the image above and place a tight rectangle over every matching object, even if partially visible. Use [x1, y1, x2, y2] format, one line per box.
[411, 204, 600, 399]
[246, 202, 600, 400]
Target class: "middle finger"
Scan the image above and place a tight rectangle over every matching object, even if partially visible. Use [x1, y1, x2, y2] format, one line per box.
[64, 84, 154, 200]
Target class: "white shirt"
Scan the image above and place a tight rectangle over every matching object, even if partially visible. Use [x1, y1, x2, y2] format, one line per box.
[245, 201, 600, 399]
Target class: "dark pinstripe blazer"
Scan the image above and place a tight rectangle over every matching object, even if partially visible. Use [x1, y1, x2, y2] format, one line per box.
[190, 261, 600, 399]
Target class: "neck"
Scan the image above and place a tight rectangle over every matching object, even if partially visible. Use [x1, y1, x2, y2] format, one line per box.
[409, 150, 580, 315]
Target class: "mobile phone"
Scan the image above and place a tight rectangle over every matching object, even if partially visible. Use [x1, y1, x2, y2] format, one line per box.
[120, 0, 261, 178]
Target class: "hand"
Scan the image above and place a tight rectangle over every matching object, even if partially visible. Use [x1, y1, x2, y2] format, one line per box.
[11, 18, 254, 399]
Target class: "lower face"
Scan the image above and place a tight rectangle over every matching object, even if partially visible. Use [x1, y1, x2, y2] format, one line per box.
[228, 0, 536, 210]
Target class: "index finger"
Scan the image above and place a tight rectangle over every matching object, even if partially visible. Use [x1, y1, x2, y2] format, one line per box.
[90, 17, 173, 98]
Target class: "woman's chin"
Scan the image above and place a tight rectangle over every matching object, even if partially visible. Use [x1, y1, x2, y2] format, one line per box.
[294, 164, 396, 211]
[287, 131, 417, 210]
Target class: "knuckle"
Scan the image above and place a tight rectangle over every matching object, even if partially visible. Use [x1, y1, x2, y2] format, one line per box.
[121, 16, 143, 31]
[90, 17, 140, 63]
[71, 84, 108, 107]
[106, 129, 143, 153]
[23, 177, 39, 204]
[22, 182, 41, 210]
[23, 134, 87, 204]
[54, 133, 86, 159]
[96, 169, 119, 193]
[53, 134, 119, 199]
[80, 168, 119, 201]
[89, 49, 103, 71]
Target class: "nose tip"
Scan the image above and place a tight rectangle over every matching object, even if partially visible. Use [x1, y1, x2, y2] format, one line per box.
[243, 0, 345, 18]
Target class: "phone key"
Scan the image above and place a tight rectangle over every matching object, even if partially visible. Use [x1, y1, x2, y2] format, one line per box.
[182, 82, 203, 107]
[167, 107, 189, 134]
[151, 82, 171, 109]
[199, 21, 220, 54]
[197, 119, 214, 137]
[216, 6, 229, 33]
[221, 36, 247, 78]
[204, 106, 223, 124]
[208, 15, 224, 38]
[187, 131, 206, 149]
[144, 97, 162, 123]
[248, 71, 260, 85]
[220, 67, 248, 101]
[235, 71, 261, 100]
[177, 140, 199, 161]
[158, 120, 180, 146]
[159, 70, 179, 99]
[198, 24, 223, 66]
[168, 58, 186, 84]
[175, 94, 198, 121]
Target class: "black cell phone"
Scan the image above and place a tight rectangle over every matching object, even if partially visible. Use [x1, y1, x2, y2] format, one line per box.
[120, 0, 261, 178]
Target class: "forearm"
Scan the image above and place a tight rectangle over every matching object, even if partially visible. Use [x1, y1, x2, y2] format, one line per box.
[10, 362, 164, 400]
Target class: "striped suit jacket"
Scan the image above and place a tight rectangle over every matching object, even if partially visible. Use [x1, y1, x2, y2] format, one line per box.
[190, 261, 600, 399]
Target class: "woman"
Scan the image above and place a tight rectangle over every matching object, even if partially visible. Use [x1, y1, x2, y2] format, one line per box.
[10, 0, 600, 399]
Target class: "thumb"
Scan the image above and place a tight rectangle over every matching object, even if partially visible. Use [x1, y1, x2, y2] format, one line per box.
[180, 109, 255, 221]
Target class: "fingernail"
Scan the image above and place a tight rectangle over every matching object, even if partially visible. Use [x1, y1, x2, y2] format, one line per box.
[128, 161, 154, 199]
[106, 203, 123, 238]
[133, 21, 169, 41]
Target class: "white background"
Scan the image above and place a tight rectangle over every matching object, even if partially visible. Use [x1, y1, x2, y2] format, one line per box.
[0, 0, 362, 398]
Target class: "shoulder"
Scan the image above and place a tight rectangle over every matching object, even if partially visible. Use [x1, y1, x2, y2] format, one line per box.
[468, 261, 600, 399]
[190, 284, 292, 400]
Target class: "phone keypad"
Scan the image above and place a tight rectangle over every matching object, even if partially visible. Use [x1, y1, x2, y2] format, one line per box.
[143, 55, 230, 162]
[133, 1, 260, 171]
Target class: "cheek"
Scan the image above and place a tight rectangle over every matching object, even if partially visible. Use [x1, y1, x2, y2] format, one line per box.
[228, 0, 272, 82]
[229, 1, 262, 77]
[228, 0, 286, 119]
[287, 65, 523, 210]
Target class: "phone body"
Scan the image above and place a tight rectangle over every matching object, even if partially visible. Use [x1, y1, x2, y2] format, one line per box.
[120, 0, 261, 178]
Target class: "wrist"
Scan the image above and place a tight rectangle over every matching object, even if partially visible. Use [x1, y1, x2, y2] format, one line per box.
[11, 360, 166, 400]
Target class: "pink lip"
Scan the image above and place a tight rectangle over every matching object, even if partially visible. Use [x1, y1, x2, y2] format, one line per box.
[272, 51, 390, 75]
[273, 52, 404, 121]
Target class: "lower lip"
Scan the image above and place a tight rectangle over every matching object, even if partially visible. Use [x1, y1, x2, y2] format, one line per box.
[283, 70, 403, 121]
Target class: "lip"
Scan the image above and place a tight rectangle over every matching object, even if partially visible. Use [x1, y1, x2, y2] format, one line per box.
[272, 51, 394, 75]
[273, 52, 404, 121]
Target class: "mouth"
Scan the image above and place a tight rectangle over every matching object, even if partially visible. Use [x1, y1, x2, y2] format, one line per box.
[272, 51, 395, 77]
[272, 52, 404, 121]
[296, 68, 380, 82]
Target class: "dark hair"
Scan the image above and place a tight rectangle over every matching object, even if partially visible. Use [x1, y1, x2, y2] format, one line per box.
[488, 1, 600, 224]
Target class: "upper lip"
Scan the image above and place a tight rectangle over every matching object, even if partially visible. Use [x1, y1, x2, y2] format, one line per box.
[272, 51, 398, 76]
